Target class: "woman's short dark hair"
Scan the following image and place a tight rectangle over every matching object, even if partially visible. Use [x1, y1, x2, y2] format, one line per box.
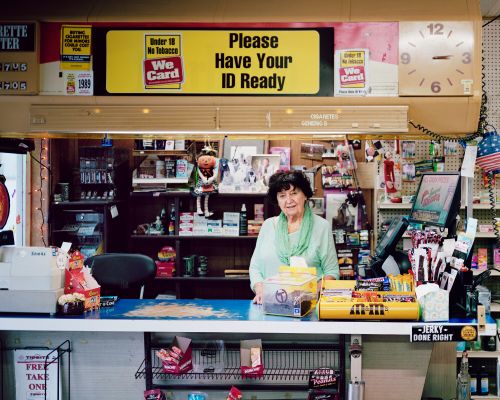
[267, 171, 313, 204]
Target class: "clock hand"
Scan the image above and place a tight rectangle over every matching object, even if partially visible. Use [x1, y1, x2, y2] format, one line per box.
[432, 55, 453, 60]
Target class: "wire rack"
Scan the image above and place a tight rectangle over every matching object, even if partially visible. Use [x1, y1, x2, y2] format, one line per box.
[136, 342, 342, 390]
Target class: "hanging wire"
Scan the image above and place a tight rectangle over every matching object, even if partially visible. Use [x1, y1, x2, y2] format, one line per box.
[37, 139, 47, 246]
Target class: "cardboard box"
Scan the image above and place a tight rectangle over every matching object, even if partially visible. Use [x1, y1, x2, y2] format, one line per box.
[160, 336, 192, 374]
[155, 261, 175, 277]
[240, 339, 263, 377]
[64, 267, 100, 310]
[263, 267, 317, 317]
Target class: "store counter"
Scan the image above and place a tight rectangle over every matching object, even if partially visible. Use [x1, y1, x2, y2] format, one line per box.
[0, 299, 495, 400]
[0, 298, 495, 335]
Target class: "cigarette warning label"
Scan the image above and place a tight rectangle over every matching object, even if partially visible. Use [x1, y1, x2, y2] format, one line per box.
[60, 25, 91, 70]
[144, 34, 183, 89]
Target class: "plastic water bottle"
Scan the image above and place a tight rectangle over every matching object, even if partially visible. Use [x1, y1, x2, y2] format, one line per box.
[456, 351, 471, 400]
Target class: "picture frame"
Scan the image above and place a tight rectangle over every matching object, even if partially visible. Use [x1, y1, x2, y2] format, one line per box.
[269, 146, 291, 171]
[300, 143, 325, 161]
[222, 139, 266, 165]
[250, 154, 280, 187]
[308, 197, 325, 215]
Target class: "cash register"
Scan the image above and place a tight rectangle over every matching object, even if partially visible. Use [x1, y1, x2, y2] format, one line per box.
[0, 246, 65, 314]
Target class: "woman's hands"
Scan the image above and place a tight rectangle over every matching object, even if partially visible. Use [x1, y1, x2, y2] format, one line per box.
[252, 282, 263, 304]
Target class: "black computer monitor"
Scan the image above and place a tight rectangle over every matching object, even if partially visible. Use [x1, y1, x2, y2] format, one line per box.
[409, 172, 461, 228]
[375, 216, 409, 260]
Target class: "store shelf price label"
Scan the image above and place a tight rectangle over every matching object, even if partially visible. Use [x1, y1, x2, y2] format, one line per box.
[411, 324, 477, 342]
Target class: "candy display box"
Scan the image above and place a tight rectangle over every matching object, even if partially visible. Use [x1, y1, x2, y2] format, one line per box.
[263, 266, 317, 317]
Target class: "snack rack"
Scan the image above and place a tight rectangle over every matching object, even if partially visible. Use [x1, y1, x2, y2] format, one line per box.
[136, 335, 345, 395]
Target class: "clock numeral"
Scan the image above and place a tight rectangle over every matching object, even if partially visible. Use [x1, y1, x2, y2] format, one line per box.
[462, 52, 471, 64]
[431, 81, 441, 93]
[400, 53, 411, 64]
[427, 23, 444, 35]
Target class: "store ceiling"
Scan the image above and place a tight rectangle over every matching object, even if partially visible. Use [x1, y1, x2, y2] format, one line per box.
[1, 0, 497, 21]
[481, 0, 500, 17]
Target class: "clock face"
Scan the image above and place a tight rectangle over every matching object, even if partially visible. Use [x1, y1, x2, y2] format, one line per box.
[399, 21, 474, 96]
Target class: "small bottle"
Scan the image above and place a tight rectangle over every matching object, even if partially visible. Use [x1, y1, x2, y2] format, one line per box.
[469, 370, 477, 395]
[169, 204, 177, 223]
[160, 207, 168, 232]
[456, 351, 471, 400]
[239, 204, 247, 236]
[479, 365, 489, 395]
[168, 221, 175, 236]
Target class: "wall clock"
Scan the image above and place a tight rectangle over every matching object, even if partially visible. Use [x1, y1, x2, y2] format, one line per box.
[399, 21, 474, 96]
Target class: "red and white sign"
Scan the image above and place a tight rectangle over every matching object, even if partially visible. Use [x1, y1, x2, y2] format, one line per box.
[339, 66, 366, 86]
[143, 56, 183, 86]
[14, 349, 59, 400]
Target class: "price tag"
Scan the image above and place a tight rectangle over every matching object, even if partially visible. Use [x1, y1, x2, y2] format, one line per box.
[110, 205, 119, 219]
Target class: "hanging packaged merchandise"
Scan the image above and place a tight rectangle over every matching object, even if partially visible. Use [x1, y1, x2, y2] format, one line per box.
[476, 130, 500, 174]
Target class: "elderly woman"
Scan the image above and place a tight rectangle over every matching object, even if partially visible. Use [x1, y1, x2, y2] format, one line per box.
[249, 171, 340, 304]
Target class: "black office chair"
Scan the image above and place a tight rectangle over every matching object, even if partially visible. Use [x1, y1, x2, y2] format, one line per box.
[85, 253, 156, 299]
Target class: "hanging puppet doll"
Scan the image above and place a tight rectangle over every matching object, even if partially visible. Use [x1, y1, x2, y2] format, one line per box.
[192, 145, 219, 217]
[383, 149, 402, 203]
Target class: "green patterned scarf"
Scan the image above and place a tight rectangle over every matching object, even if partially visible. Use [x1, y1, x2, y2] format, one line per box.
[275, 203, 313, 265]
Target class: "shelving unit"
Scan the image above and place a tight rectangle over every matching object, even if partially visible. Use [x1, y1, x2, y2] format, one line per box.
[137, 336, 345, 395]
[128, 191, 274, 299]
[49, 200, 127, 257]
[456, 351, 500, 359]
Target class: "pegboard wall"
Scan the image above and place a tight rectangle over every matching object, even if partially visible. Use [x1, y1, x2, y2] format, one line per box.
[375, 138, 499, 238]
[482, 19, 500, 134]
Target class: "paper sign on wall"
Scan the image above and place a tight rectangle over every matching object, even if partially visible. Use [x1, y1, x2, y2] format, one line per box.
[14, 349, 59, 400]
[60, 25, 92, 70]
[63, 70, 93, 95]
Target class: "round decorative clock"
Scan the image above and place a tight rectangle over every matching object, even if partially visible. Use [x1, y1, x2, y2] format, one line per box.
[399, 21, 475, 96]
[0, 175, 10, 229]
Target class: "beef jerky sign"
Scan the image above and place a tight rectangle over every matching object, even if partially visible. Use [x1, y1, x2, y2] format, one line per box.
[411, 324, 477, 342]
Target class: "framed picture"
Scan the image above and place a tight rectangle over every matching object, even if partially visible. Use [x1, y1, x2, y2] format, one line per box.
[251, 154, 280, 186]
[222, 139, 265, 165]
[269, 146, 291, 171]
[308, 197, 325, 215]
[300, 143, 325, 161]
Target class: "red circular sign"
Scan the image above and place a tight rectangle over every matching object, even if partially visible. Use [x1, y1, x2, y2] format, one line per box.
[0, 181, 10, 229]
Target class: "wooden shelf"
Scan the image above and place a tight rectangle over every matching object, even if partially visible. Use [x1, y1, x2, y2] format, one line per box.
[378, 203, 499, 210]
[377, 203, 413, 209]
[457, 350, 500, 358]
[133, 150, 189, 157]
[52, 200, 122, 206]
[491, 303, 500, 313]
[131, 234, 258, 240]
[130, 191, 267, 198]
[476, 232, 497, 238]
[472, 203, 500, 210]
[471, 396, 500, 400]
[132, 178, 189, 184]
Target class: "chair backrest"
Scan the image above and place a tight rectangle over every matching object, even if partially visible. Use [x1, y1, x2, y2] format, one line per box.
[85, 253, 156, 299]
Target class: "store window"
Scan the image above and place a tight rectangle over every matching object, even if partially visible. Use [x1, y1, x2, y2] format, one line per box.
[0, 153, 26, 245]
